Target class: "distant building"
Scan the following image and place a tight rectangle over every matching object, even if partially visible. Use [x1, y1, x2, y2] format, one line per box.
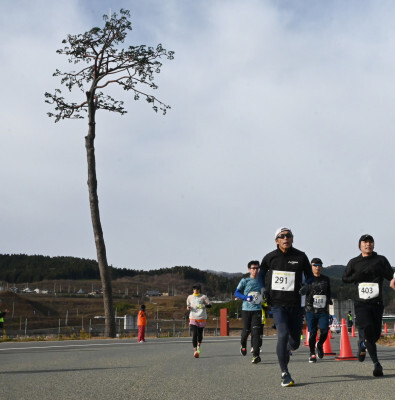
[146, 290, 162, 297]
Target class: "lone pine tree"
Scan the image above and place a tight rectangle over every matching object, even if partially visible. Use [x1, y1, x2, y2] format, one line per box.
[45, 9, 174, 337]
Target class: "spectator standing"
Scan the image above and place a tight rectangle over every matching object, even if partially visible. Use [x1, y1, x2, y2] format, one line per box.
[137, 304, 147, 343]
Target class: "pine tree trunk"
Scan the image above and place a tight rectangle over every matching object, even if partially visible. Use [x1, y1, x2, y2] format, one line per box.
[85, 92, 116, 337]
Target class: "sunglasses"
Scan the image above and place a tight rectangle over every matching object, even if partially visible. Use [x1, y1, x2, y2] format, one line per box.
[276, 233, 293, 239]
[312, 264, 322, 267]
[249, 267, 259, 270]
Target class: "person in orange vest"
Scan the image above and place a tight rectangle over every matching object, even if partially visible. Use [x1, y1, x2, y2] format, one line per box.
[137, 304, 147, 343]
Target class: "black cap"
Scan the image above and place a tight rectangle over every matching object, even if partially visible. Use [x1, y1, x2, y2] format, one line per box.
[311, 258, 323, 265]
[359, 234, 374, 247]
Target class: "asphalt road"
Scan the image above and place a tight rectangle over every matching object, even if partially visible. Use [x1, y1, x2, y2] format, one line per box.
[0, 334, 394, 400]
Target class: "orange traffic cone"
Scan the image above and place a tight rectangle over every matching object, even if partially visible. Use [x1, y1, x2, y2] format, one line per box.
[335, 318, 357, 361]
[351, 325, 356, 337]
[303, 326, 310, 347]
[384, 323, 388, 334]
[323, 332, 336, 356]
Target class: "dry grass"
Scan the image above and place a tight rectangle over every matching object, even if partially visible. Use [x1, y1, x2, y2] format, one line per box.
[0, 290, 191, 330]
[378, 334, 395, 347]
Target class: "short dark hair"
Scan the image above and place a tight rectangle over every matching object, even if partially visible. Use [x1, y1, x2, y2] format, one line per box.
[248, 260, 260, 269]
[141, 304, 146, 310]
[192, 283, 201, 291]
[359, 234, 374, 248]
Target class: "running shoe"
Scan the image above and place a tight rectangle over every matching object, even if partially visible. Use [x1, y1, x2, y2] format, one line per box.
[358, 341, 366, 362]
[373, 362, 383, 377]
[251, 355, 261, 364]
[281, 372, 295, 387]
[197, 345, 201, 354]
[309, 354, 317, 363]
[240, 346, 247, 356]
[316, 342, 324, 359]
[194, 351, 199, 358]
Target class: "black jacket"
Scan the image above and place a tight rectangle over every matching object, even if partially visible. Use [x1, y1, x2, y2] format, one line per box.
[305, 274, 331, 313]
[342, 252, 394, 304]
[259, 246, 313, 307]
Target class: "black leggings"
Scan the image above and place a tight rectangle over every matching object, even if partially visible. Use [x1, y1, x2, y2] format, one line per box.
[272, 306, 304, 373]
[190, 325, 204, 348]
[241, 310, 262, 357]
[355, 301, 384, 363]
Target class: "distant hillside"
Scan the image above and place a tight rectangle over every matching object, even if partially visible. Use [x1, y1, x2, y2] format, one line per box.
[0, 254, 241, 297]
[1, 255, 394, 303]
[205, 269, 244, 279]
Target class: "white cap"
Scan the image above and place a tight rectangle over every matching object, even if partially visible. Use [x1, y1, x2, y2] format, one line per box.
[275, 227, 292, 239]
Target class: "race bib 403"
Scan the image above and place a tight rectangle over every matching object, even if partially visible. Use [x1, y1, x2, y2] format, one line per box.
[271, 270, 295, 291]
[358, 282, 379, 300]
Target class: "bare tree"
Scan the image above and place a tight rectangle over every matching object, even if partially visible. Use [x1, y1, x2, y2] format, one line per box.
[45, 9, 174, 337]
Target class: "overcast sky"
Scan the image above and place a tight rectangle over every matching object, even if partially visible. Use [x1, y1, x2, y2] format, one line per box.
[1, 0, 395, 273]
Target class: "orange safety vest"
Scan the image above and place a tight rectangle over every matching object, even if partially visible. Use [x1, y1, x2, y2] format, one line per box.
[137, 310, 146, 326]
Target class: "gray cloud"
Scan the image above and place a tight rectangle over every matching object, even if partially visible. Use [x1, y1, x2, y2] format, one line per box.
[1, 1, 395, 272]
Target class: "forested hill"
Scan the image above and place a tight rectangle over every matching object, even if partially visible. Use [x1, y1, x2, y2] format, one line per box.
[1, 254, 344, 282]
[0, 254, 243, 293]
[1, 255, 393, 303]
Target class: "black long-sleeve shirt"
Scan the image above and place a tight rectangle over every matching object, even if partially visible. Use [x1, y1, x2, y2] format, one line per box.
[342, 251, 394, 304]
[305, 274, 331, 313]
[259, 246, 313, 307]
